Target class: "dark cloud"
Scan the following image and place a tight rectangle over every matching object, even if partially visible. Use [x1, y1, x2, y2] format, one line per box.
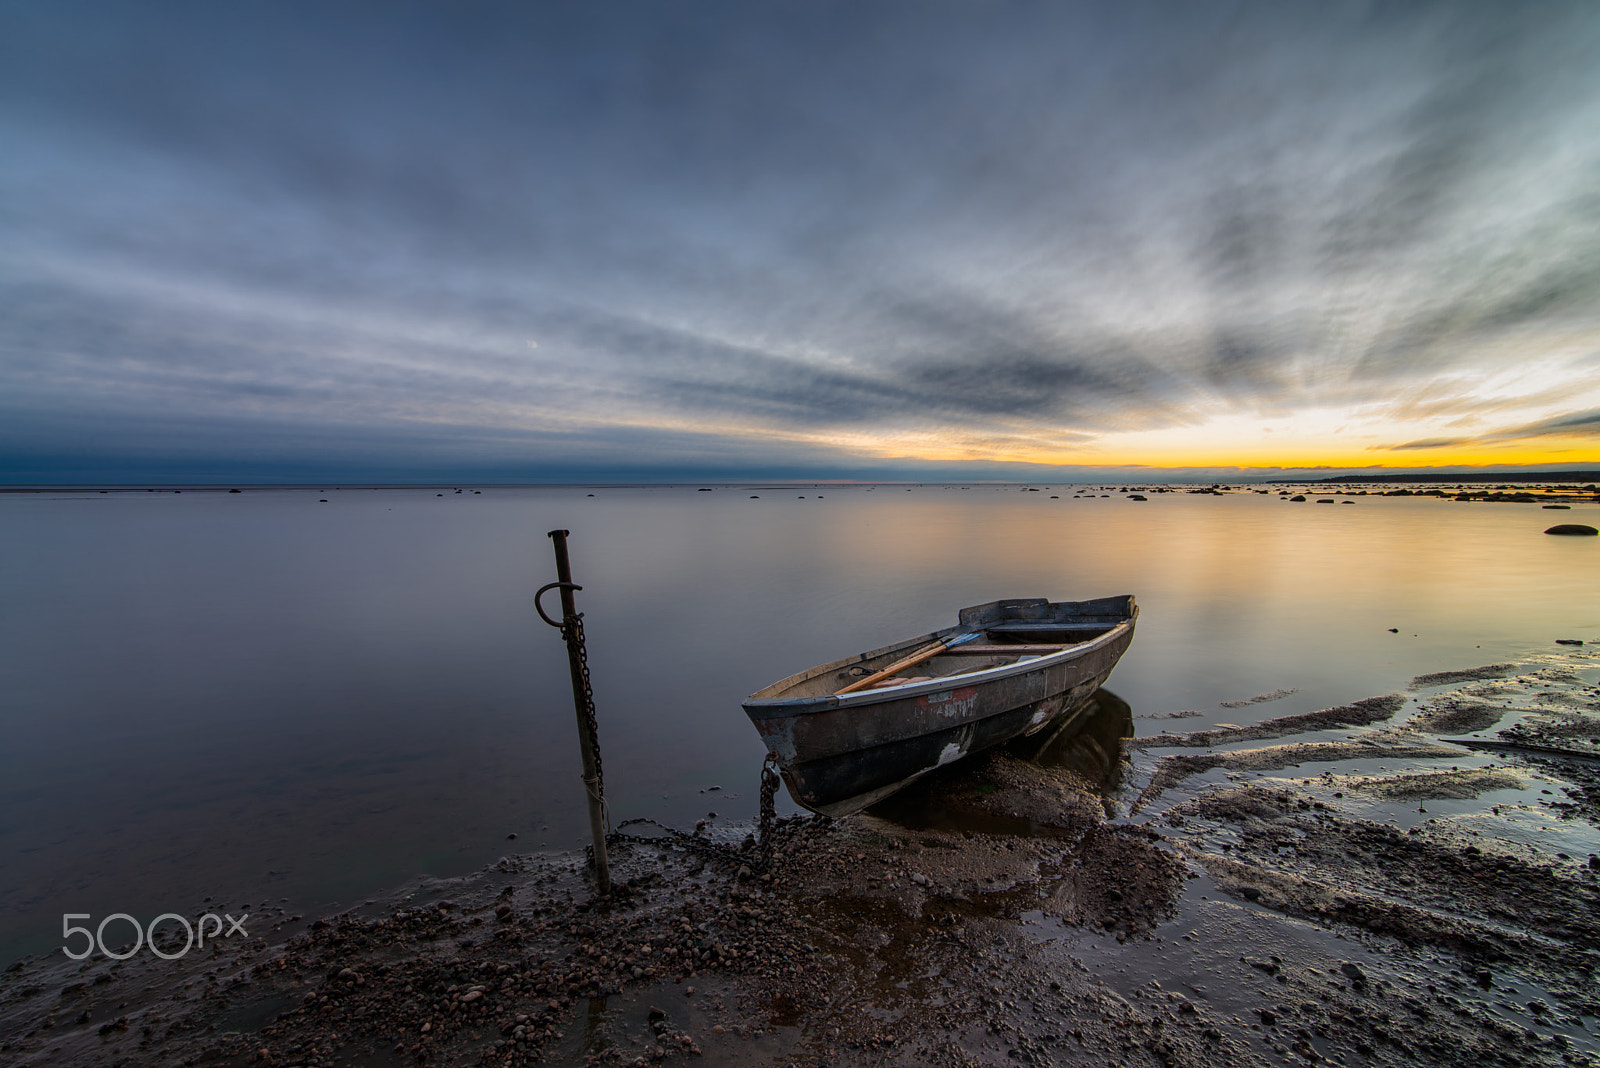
[1379, 408, 1600, 452]
[1388, 437, 1471, 451]
[1499, 408, 1600, 439]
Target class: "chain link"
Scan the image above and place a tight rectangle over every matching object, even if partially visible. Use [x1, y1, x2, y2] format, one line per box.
[606, 755, 792, 875]
[759, 753, 780, 863]
[608, 817, 755, 869]
[541, 565, 817, 888]
[554, 601, 801, 880]
[559, 612, 606, 831]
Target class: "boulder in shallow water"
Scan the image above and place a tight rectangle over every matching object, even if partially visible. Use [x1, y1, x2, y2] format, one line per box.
[1544, 524, 1598, 535]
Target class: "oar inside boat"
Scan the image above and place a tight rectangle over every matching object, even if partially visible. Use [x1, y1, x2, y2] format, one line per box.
[834, 630, 981, 694]
[744, 594, 1138, 816]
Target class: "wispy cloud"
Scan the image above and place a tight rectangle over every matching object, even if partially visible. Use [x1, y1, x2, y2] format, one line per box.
[1386, 438, 1472, 451]
[1497, 408, 1600, 440]
[1378, 407, 1600, 452]
[3, 1, 1600, 480]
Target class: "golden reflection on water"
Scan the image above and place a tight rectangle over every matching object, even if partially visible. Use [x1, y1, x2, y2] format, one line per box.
[1, 485, 1595, 962]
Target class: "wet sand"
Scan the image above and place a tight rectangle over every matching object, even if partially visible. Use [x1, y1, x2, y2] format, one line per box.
[3, 655, 1598, 1068]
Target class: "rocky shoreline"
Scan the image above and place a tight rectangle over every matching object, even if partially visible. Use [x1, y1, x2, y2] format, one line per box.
[3, 656, 1598, 1068]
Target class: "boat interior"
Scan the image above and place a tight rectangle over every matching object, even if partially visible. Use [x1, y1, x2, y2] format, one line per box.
[751, 596, 1135, 701]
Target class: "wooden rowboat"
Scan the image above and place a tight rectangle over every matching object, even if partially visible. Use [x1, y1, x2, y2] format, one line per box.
[743, 595, 1137, 815]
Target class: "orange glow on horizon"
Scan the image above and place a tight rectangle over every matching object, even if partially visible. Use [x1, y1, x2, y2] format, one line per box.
[503, 386, 1599, 475]
[838, 426, 1600, 473]
[803, 395, 1600, 472]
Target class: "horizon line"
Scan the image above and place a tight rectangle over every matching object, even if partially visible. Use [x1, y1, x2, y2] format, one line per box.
[5, 466, 1599, 492]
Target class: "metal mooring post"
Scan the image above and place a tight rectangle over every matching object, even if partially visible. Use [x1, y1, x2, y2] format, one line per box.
[536, 528, 611, 893]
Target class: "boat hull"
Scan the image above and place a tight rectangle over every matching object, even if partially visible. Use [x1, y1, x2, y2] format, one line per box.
[744, 598, 1135, 815]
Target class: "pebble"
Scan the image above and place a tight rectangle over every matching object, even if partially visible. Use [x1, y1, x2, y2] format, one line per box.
[33, 727, 1589, 1068]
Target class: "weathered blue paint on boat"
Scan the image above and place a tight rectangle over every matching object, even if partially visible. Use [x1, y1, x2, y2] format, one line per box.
[743, 596, 1137, 815]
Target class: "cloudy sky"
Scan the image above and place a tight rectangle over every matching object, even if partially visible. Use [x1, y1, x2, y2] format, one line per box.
[3, 0, 1599, 482]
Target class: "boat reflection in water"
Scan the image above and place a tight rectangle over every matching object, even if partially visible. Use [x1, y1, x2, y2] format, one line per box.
[864, 688, 1135, 834]
[1011, 688, 1135, 817]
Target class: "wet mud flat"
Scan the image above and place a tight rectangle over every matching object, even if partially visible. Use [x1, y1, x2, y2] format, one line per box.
[3, 656, 1599, 1068]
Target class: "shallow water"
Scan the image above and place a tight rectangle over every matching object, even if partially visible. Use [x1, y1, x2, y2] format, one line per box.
[1, 483, 1596, 962]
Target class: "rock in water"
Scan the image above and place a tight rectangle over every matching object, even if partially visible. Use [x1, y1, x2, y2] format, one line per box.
[1544, 524, 1598, 536]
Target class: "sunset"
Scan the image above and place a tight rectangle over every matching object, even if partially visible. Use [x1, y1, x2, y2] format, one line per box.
[3, 5, 1598, 1067]
[4, 1, 1598, 482]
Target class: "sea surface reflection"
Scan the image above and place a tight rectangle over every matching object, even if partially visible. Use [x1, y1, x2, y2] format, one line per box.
[1, 483, 1595, 961]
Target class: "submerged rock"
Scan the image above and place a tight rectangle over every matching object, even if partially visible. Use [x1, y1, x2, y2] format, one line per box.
[1408, 664, 1516, 689]
[1544, 524, 1598, 535]
[1348, 767, 1522, 800]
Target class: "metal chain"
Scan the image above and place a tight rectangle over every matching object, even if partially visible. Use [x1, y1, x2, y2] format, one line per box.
[559, 612, 607, 831]
[609, 818, 757, 869]
[607, 756, 790, 874]
[759, 754, 780, 862]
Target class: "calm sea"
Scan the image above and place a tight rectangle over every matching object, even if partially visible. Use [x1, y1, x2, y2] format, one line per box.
[1, 484, 1596, 962]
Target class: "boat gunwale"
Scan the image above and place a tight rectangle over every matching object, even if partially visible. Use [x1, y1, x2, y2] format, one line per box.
[744, 607, 1137, 717]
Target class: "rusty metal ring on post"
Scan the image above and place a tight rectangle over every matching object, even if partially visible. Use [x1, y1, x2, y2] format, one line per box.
[534, 581, 583, 628]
